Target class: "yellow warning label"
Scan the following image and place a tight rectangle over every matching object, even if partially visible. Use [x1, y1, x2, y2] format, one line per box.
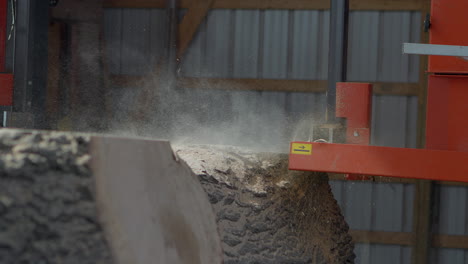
[291, 143, 312, 155]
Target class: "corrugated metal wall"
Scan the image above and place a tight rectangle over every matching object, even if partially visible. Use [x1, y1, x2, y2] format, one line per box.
[103, 8, 467, 263]
[431, 185, 468, 264]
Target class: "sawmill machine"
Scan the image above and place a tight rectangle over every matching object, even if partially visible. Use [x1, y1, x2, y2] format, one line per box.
[289, 0, 468, 182]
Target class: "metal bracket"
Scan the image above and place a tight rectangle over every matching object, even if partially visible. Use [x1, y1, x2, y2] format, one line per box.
[403, 43, 468, 60]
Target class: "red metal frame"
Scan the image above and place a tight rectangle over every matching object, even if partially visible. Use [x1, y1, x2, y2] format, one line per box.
[0, 0, 12, 107]
[290, 0, 468, 182]
[289, 76, 468, 181]
[426, 75, 468, 151]
[336, 82, 372, 145]
[428, 0, 468, 73]
[289, 142, 468, 182]
[0, 73, 13, 106]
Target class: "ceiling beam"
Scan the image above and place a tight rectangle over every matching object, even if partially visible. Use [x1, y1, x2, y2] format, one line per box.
[103, 0, 426, 11]
[109, 75, 420, 96]
[178, 0, 215, 58]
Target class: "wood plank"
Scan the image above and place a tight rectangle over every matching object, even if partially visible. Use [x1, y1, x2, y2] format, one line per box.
[177, 78, 420, 95]
[103, 0, 425, 10]
[103, 0, 166, 8]
[330, 173, 468, 186]
[372, 82, 419, 96]
[178, 77, 327, 93]
[109, 75, 420, 95]
[350, 230, 414, 246]
[433, 235, 468, 249]
[46, 22, 63, 123]
[346, 230, 468, 250]
[329, 173, 416, 184]
[349, 0, 424, 11]
[178, 0, 215, 58]
[412, 181, 433, 264]
[413, 4, 432, 264]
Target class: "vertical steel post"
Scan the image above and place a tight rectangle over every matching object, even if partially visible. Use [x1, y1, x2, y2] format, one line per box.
[166, 0, 178, 80]
[0, 0, 7, 73]
[13, 0, 49, 116]
[327, 0, 349, 122]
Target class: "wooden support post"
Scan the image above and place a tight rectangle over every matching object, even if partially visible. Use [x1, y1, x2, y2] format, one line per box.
[412, 180, 433, 264]
[412, 3, 433, 263]
[46, 22, 64, 129]
[177, 0, 215, 59]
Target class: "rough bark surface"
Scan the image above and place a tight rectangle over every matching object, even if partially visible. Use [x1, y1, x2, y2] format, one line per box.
[0, 129, 354, 264]
[0, 130, 113, 264]
[177, 145, 355, 264]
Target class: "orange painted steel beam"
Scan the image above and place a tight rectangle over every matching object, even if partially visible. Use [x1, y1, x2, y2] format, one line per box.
[289, 142, 468, 182]
[336, 82, 372, 145]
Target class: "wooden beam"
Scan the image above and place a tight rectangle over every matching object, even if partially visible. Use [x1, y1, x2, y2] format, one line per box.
[103, 0, 166, 8]
[349, 0, 425, 11]
[103, 0, 426, 11]
[372, 82, 419, 96]
[350, 230, 468, 250]
[178, 77, 327, 93]
[433, 235, 468, 249]
[350, 230, 414, 246]
[412, 2, 432, 263]
[329, 173, 416, 184]
[109, 75, 420, 95]
[46, 22, 63, 124]
[178, 0, 215, 58]
[412, 181, 433, 264]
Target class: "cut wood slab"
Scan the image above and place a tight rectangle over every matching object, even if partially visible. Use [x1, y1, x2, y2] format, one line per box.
[0, 129, 222, 264]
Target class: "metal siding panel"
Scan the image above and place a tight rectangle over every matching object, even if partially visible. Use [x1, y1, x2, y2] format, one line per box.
[402, 183, 414, 232]
[370, 245, 403, 264]
[343, 182, 373, 230]
[373, 183, 404, 232]
[408, 12, 421, 83]
[149, 9, 168, 70]
[120, 9, 151, 75]
[400, 246, 412, 264]
[355, 243, 371, 264]
[104, 9, 123, 74]
[291, 10, 320, 79]
[288, 92, 326, 142]
[288, 92, 323, 114]
[405, 96, 418, 148]
[205, 9, 232, 77]
[347, 11, 379, 82]
[262, 10, 289, 79]
[259, 91, 288, 151]
[318, 11, 329, 80]
[330, 181, 344, 207]
[438, 185, 467, 235]
[378, 12, 414, 82]
[181, 11, 206, 77]
[371, 95, 408, 148]
[233, 10, 260, 78]
[399, 12, 411, 82]
[436, 249, 465, 264]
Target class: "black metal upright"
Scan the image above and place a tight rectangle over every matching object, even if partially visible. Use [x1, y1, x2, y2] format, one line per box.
[327, 0, 349, 122]
[13, 0, 49, 128]
[166, 0, 178, 81]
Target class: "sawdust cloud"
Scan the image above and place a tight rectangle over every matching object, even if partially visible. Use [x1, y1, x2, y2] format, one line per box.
[106, 71, 321, 153]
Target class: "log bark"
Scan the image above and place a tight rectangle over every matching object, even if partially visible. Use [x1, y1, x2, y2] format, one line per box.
[0, 130, 223, 264]
[0, 130, 354, 263]
[177, 145, 355, 264]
